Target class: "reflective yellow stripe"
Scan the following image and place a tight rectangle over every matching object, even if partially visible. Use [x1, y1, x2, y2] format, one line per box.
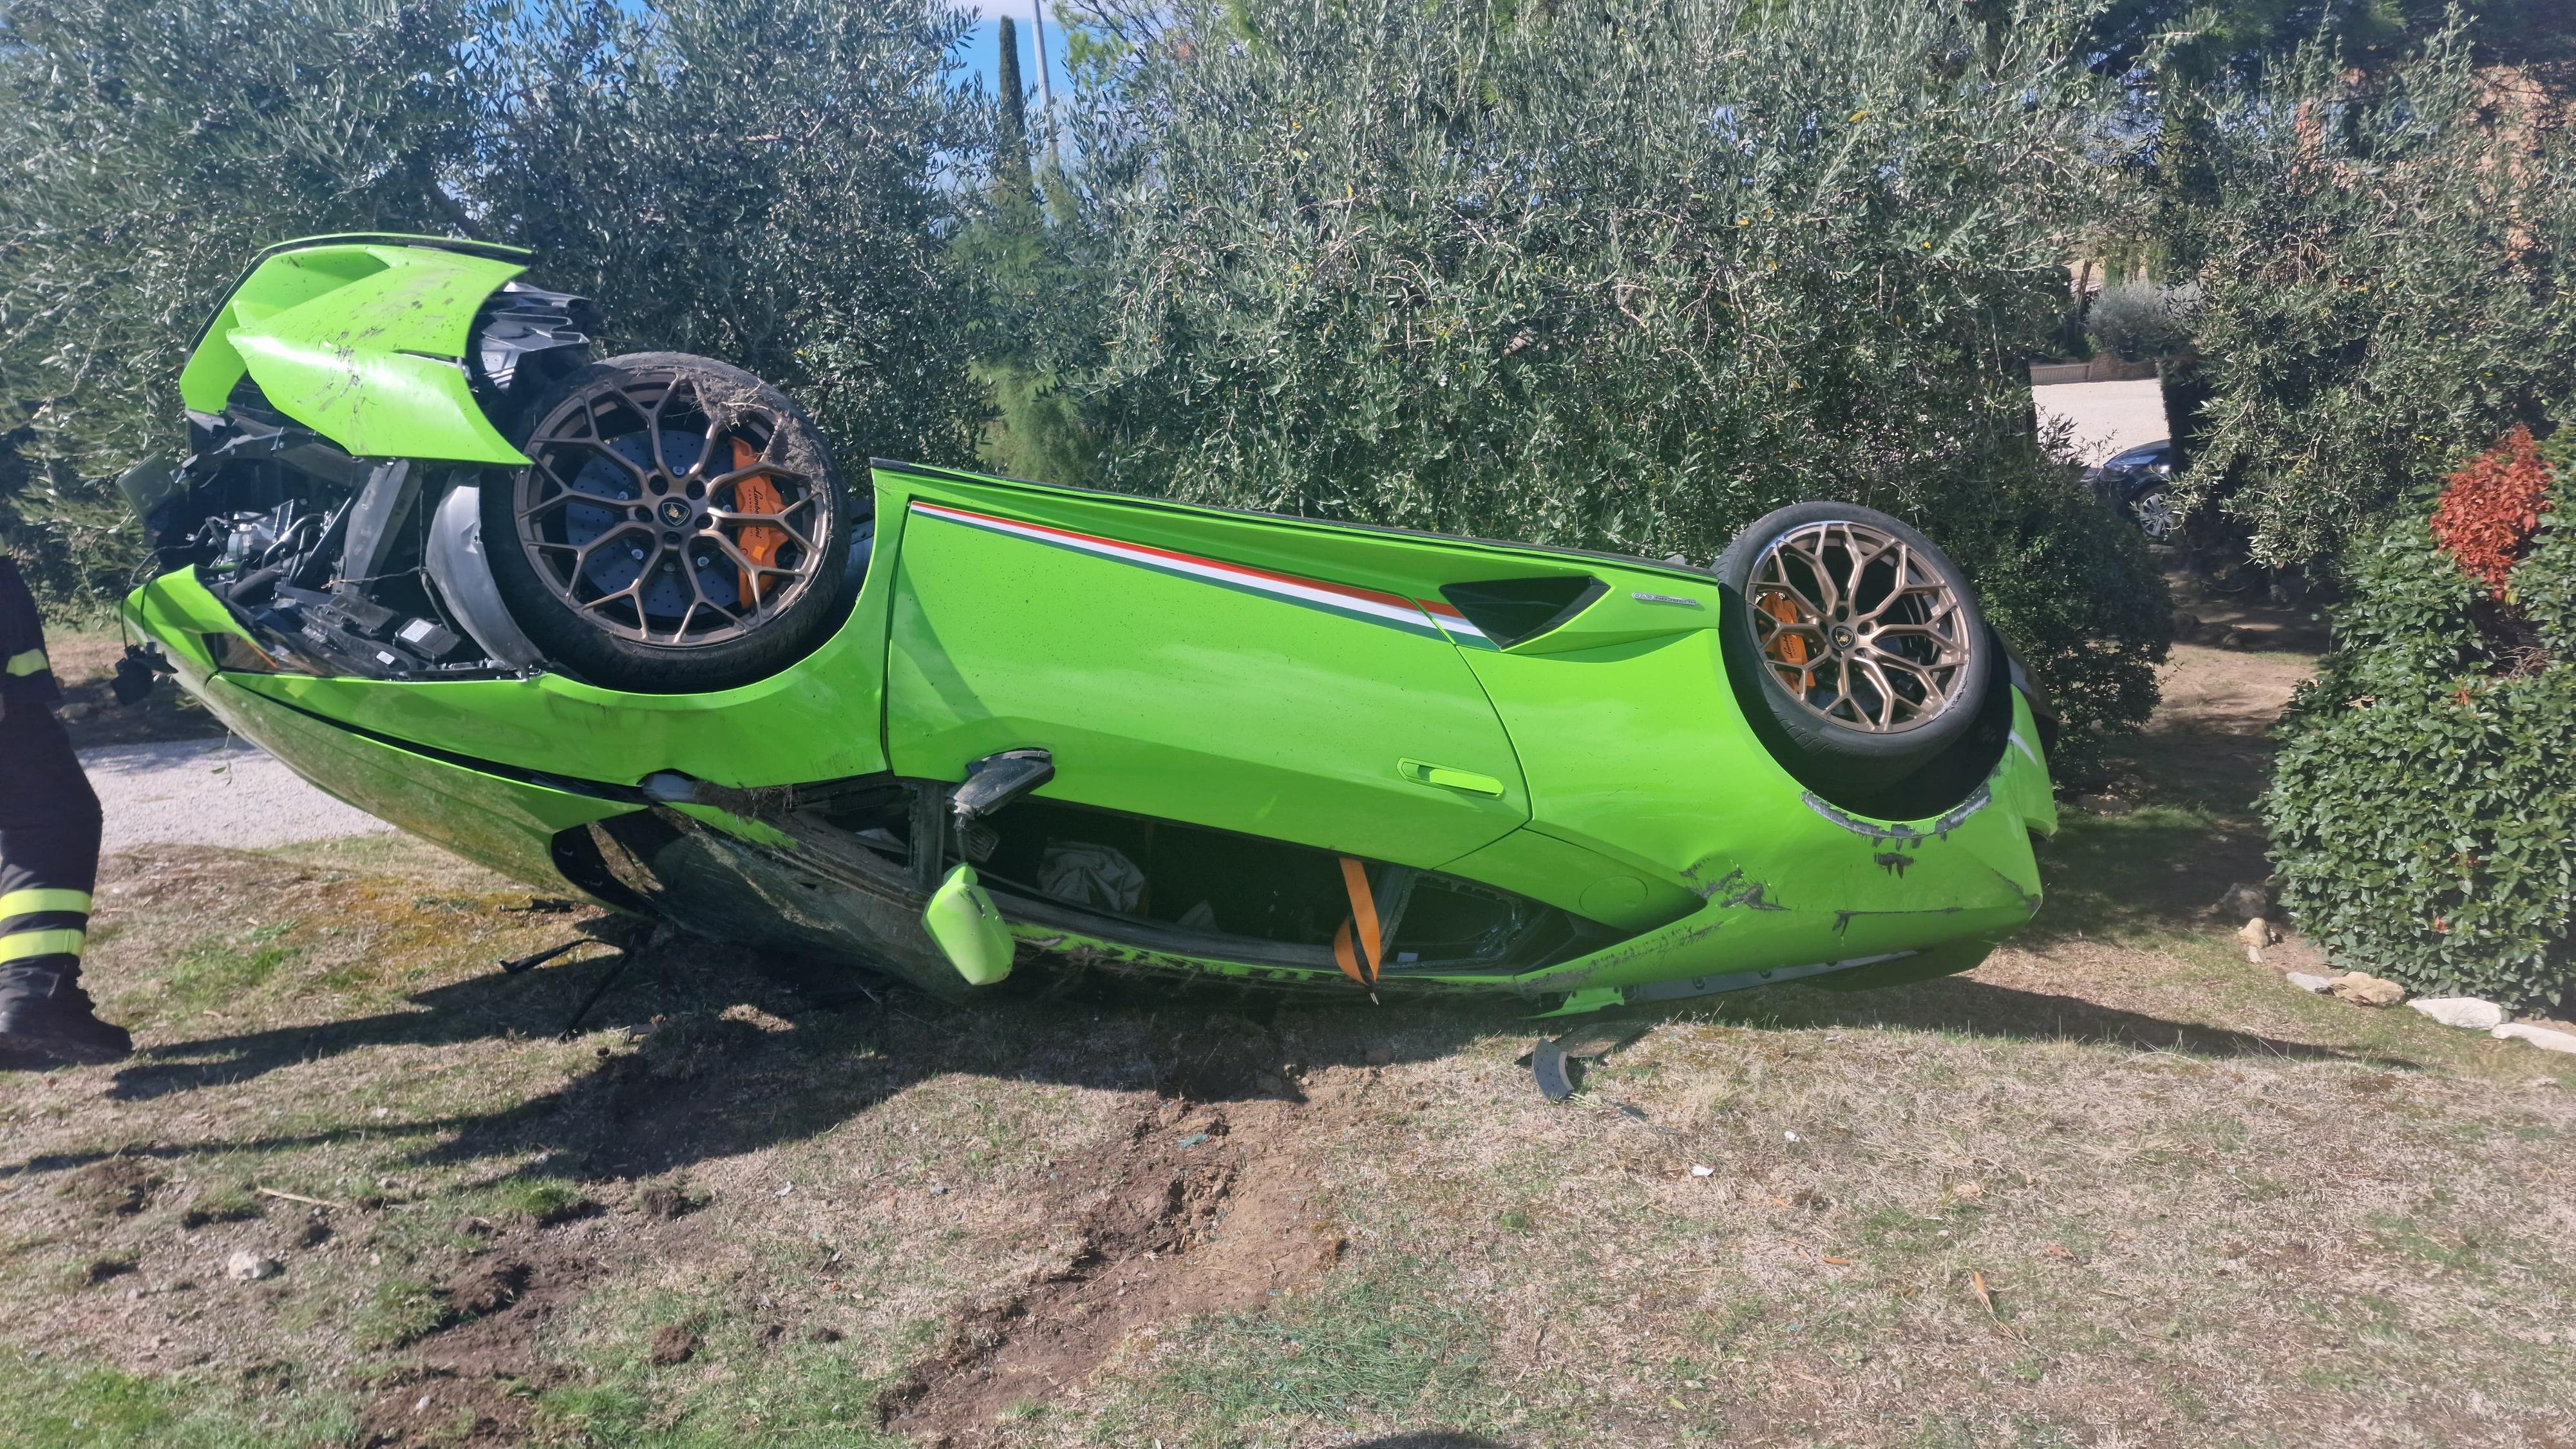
[0, 929, 85, 963]
[0, 889, 91, 919]
[4, 648, 47, 677]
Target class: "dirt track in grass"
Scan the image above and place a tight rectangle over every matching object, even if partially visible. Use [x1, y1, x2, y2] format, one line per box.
[4, 616, 2575, 1448]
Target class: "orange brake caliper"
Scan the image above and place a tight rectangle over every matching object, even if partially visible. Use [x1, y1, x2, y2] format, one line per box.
[728, 437, 790, 610]
[1759, 591, 1810, 676]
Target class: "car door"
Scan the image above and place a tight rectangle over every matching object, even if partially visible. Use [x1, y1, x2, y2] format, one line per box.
[878, 469, 1528, 869]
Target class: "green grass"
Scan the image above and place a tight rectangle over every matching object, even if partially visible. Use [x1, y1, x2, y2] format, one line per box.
[140, 923, 304, 1020]
[0, 1361, 354, 1449]
[354, 1276, 451, 1350]
[535, 1291, 902, 1448]
[484, 1179, 595, 1226]
[1090, 1269, 1495, 1447]
[2027, 806, 2238, 940]
[1908, 1414, 2086, 1449]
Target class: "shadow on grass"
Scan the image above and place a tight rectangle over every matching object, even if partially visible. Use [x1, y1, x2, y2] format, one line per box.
[1789, 972, 2414, 1068]
[0, 909, 2412, 1190]
[2031, 588, 2322, 943]
[2025, 806, 2261, 942]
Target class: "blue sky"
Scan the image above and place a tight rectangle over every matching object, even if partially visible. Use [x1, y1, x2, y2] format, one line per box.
[952, 1, 1075, 110]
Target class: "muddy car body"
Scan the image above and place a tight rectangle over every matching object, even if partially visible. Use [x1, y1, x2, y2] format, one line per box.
[118, 236, 2058, 1012]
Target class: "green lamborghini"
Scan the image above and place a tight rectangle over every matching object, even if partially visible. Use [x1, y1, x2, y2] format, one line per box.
[115, 235, 2058, 1013]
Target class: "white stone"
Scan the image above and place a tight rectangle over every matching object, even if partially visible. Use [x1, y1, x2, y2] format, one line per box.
[225, 1251, 279, 1282]
[2492, 1023, 2576, 1056]
[2409, 997, 2507, 1030]
[2286, 972, 2334, 994]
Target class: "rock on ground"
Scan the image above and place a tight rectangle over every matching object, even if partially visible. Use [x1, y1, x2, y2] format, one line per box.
[2286, 972, 2334, 994]
[2327, 972, 2407, 1007]
[2409, 998, 2508, 1031]
[2494, 1023, 2576, 1055]
[2215, 882, 2273, 921]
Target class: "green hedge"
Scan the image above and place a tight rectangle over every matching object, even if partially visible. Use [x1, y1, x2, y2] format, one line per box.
[2180, 30, 2576, 571]
[2265, 443, 2575, 1005]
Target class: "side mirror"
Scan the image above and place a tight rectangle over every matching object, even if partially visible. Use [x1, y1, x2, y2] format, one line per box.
[923, 864, 1014, 987]
[952, 748, 1054, 824]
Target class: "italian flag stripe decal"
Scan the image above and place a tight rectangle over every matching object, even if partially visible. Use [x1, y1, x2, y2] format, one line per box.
[1416, 598, 1497, 650]
[911, 501, 1487, 645]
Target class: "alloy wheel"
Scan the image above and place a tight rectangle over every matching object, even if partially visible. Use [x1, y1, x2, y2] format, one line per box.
[514, 374, 833, 647]
[1745, 518, 1974, 734]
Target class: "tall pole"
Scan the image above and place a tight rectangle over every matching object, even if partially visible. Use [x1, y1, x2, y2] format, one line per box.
[1030, 1, 1059, 164]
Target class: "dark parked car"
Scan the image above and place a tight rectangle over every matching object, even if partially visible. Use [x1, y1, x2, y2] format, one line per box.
[2084, 440, 2177, 540]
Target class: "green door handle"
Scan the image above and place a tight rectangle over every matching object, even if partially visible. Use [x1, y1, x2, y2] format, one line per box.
[1397, 759, 1506, 797]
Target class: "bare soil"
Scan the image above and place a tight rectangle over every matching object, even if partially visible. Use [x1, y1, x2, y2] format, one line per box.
[880, 1032, 1355, 1446]
[44, 625, 230, 749]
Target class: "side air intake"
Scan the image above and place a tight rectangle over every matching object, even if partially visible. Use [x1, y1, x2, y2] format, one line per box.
[1436, 575, 1607, 650]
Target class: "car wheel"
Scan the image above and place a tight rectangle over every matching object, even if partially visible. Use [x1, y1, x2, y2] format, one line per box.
[484, 352, 862, 692]
[1714, 502, 1995, 800]
[2126, 479, 2179, 542]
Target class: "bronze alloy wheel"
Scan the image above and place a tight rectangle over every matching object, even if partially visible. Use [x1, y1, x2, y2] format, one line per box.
[1745, 517, 1973, 734]
[514, 370, 835, 647]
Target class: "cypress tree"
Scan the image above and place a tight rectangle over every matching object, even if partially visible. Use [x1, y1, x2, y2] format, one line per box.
[994, 16, 1035, 209]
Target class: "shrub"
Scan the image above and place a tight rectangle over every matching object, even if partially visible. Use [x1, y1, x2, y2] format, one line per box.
[2265, 430, 2576, 1006]
[1938, 456, 2175, 747]
[0, 0, 481, 600]
[1054, 0, 2169, 742]
[2178, 28, 2576, 570]
[2084, 279, 2201, 363]
[2430, 424, 2552, 596]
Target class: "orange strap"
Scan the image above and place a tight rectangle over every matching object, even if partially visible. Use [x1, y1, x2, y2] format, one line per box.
[1332, 856, 1382, 985]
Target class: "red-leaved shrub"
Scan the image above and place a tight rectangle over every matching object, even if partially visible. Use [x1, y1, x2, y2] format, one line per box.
[2432, 425, 2552, 596]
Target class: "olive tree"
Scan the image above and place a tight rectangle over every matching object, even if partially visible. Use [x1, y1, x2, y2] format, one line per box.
[0, 0, 480, 596]
[1048, 0, 2171, 738]
[0, 0, 992, 599]
[470, 0, 990, 466]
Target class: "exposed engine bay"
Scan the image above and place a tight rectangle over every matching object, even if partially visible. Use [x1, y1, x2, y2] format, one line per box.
[118, 281, 597, 682]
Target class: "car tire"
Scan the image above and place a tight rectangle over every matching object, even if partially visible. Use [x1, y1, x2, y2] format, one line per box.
[2124, 478, 2180, 542]
[1714, 501, 1996, 803]
[484, 352, 862, 693]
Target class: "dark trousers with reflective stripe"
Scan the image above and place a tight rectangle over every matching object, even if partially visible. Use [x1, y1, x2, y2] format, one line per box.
[0, 699, 100, 1002]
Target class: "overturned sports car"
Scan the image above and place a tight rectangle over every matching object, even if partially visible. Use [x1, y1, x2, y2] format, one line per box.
[117, 234, 2058, 1014]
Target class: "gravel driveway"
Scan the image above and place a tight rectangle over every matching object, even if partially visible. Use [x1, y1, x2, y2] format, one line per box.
[79, 737, 395, 853]
[2034, 377, 2168, 465]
